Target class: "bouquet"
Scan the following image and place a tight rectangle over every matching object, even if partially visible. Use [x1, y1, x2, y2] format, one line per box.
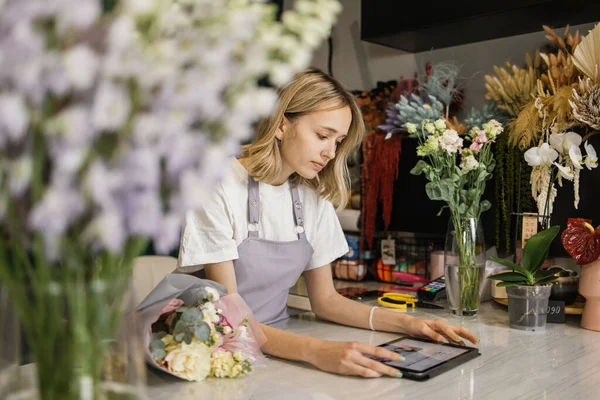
[137, 274, 266, 381]
[409, 118, 503, 314]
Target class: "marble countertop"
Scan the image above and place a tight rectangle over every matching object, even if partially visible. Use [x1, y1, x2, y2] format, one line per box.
[147, 293, 600, 400]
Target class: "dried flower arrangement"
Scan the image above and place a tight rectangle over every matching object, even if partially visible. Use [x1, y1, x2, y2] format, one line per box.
[485, 24, 600, 252]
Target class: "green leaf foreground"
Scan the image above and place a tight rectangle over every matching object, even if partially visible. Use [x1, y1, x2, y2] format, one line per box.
[487, 226, 562, 287]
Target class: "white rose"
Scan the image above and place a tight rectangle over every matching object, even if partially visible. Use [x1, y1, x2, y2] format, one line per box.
[164, 341, 212, 381]
[439, 129, 463, 154]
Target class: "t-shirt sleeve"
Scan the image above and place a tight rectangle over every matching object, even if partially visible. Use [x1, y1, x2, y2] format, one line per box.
[305, 200, 349, 271]
[177, 184, 239, 273]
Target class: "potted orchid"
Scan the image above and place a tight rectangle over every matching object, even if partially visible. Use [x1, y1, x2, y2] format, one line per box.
[487, 226, 563, 331]
[523, 131, 597, 227]
[0, 0, 341, 399]
[409, 118, 502, 316]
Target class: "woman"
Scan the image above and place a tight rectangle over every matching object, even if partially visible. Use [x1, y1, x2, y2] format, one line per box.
[178, 68, 478, 378]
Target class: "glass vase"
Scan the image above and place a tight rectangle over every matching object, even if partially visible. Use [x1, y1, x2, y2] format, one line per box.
[0, 278, 147, 400]
[444, 217, 486, 316]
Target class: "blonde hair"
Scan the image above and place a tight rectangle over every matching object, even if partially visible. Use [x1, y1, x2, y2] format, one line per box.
[242, 68, 364, 209]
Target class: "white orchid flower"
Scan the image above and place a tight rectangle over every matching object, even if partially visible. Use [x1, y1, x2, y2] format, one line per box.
[524, 143, 558, 166]
[584, 141, 598, 169]
[554, 162, 574, 180]
[549, 132, 582, 154]
[568, 145, 584, 169]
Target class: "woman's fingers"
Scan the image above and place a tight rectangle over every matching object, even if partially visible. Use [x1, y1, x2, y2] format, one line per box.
[347, 343, 403, 378]
[454, 326, 479, 344]
[419, 323, 446, 342]
[434, 321, 466, 346]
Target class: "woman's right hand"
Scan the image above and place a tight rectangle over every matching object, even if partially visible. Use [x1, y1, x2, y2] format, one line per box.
[308, 339, 405, 378]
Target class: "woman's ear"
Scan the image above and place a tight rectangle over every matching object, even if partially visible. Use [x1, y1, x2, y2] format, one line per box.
[275, 116, 290, 140]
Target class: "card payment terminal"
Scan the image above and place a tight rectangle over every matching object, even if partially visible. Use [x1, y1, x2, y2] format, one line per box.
[416, 275, 446, 302]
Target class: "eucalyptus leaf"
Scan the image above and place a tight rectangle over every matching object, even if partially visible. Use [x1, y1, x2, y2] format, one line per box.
[181, 307, 202, 323]
[151, 332, 167, 341]
[183, 331, 192, 345]
[192, 322, 210, 341]
[150, 347, 166, 360]
[173, 320, 186, 335]
[174, 332, 185, 342]
[522, 226, 560, 274]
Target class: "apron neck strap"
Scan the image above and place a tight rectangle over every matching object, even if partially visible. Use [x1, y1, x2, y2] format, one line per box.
[247, 176, 260, 238]
[247, 176, 307, 240]
[291, 185, 307, 240]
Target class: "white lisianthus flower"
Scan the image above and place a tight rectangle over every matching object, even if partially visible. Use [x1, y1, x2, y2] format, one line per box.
[584, 141, 598, 169]
[568, 145, 584, 169]
[405, 122, 417, 134]
[554, 162, 574, 180]
[164, 340, 212, 382]
[524, 143, 558, 167]
[63, 45, 99, 91]
[439, 129, 463, 154]
[434, 119, 446, 132]
[549, 132, 582, 154]
[204, 287, 220, 302]
[482, 119, 503, 139]
[417, 135, 440, 156]
[424, 122, 436, 134]
[460, 154, 479, 174]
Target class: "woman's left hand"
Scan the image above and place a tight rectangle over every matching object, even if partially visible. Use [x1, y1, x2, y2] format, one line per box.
[402, 316, 479, 346]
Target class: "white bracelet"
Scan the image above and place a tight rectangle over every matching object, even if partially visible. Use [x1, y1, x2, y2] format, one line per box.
[369, 306, 378, 331]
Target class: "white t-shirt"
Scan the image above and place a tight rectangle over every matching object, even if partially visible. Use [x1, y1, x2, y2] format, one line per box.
[177, 158, 349, 272]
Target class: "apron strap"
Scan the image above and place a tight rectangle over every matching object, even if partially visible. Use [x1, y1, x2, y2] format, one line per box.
[291, 186, 307, 240]
[247, 176, 260, 238]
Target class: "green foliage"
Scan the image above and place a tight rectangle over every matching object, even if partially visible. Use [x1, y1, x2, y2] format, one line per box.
[150, 332, 166, 360]
[494, 125, 535, 254]
[487, 225, 563, 286]
[172, 307, 210, 344]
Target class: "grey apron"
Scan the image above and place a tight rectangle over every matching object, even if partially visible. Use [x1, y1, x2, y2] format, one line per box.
[233, 176, 314, 324]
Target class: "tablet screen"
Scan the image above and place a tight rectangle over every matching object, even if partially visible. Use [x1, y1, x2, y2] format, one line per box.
[368, 338, 471, 372]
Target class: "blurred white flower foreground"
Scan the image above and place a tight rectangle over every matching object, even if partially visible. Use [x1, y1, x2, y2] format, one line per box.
[0, 0, 341, 259]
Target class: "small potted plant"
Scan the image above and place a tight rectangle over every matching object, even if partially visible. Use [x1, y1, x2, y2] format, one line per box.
[487, 226, 563, 331]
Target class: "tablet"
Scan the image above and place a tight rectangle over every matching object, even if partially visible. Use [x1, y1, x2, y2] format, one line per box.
[366, 336, 480, 380]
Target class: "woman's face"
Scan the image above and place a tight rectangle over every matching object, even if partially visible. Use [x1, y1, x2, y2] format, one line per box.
[277, 105, 352, 181]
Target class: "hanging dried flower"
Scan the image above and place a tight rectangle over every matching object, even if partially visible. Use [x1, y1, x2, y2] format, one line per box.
[569, 84, 600, 130]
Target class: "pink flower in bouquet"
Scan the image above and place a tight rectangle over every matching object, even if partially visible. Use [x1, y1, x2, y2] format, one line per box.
[469, 130, 489, 152]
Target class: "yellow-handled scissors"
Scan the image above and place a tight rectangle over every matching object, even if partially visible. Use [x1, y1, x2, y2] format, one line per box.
[377, 292, 418, 309]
